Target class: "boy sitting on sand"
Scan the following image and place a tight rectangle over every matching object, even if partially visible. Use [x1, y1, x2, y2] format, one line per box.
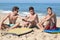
[0, 6, 20, 30]
[22, 7, 39, 28]
[37, 7, 57, 30]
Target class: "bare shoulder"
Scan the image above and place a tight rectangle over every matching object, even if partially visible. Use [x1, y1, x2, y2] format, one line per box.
[35, 14, 38, 16]
[52, 13, 56, 16]
[6, 13, 11, 17]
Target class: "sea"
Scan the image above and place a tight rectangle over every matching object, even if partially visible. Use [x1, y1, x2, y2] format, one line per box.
[0, 3, 60, 17]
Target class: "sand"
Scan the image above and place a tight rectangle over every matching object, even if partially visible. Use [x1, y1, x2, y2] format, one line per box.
[0, 13, 60, 40]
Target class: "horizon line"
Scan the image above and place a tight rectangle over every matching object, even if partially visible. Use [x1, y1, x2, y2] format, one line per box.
[0, 3, 59, 4]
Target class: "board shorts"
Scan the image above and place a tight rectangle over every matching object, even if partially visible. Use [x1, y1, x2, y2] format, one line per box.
[7, 24, 15, 27]
[45, 23, 56, 30]
[43, 21, 56, 30]
[50, 23, 56, 30]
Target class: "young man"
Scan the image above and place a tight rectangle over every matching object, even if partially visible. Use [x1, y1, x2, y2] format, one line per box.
[22, 7, 39, 28]
[37, 7, 57, 30]
[0, 6, 20, 30]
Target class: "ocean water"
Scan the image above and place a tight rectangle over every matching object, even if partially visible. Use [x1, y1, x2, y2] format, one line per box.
[0, 3, 60, 17]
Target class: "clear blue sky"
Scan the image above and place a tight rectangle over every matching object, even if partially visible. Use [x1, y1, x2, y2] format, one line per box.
[0, 0, 60, 3]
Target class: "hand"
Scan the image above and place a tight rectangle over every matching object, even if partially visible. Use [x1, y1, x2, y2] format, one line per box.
[22, 19, 27, 22]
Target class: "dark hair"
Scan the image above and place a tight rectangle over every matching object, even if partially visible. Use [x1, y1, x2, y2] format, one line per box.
[47, 7, 52, 11]
[12, 6, 19, 12]
[29, 7, 34, 11]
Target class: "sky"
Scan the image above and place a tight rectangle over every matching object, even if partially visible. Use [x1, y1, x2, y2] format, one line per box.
[0, 0, 60, 3]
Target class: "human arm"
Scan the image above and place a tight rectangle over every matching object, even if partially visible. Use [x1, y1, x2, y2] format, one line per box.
[41, 13, 54, 24]
[0, 14, 10, 24]
[0, 14, 10, 29]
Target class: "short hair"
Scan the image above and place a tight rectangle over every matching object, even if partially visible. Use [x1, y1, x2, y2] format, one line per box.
[12, 6, 19, 12]
[47, 7, 52, 11]
[29, 7, 34, 11]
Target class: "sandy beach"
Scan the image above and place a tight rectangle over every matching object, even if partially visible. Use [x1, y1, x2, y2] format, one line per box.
[0, 13, 60, 40]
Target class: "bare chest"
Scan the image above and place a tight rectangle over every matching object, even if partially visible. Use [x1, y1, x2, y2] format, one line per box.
[29, 15, 35, 19]
[9, 15, 18, 20]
